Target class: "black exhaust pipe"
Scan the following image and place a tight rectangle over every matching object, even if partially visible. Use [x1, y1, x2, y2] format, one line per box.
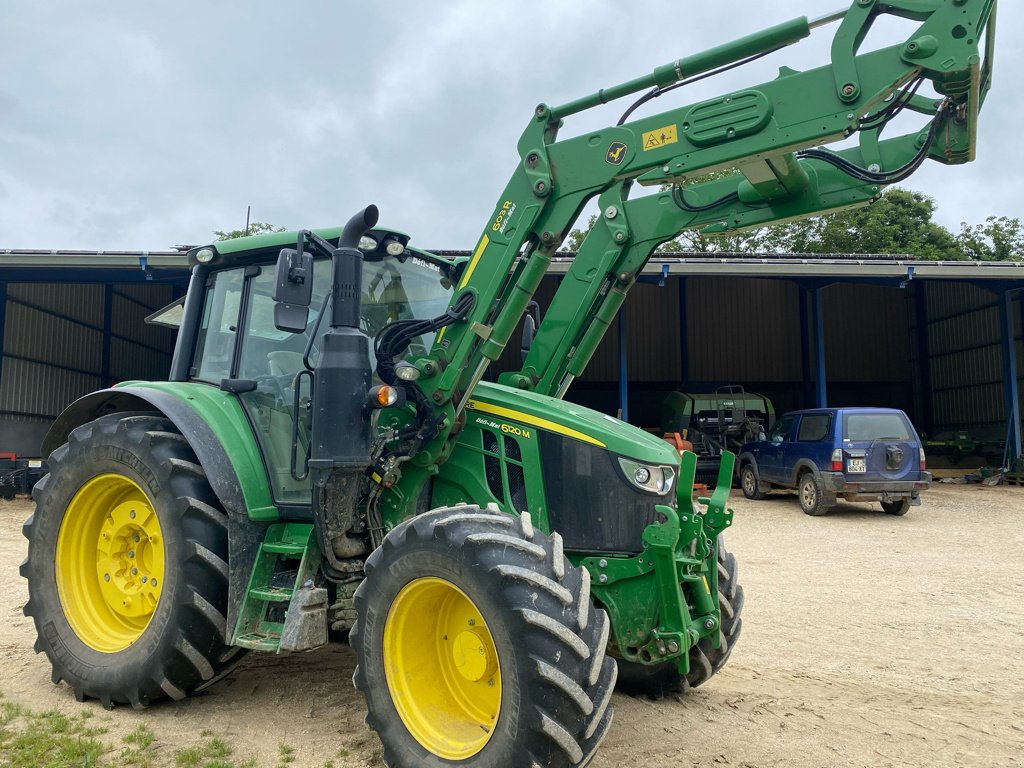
[338, 205, 379, 249]
[310, 205, 380, 566]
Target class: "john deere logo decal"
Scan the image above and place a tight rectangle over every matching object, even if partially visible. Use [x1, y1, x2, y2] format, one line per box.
[606, 142, 627, 165]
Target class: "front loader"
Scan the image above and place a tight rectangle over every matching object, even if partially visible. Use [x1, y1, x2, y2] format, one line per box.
[22, 2, 995, 766]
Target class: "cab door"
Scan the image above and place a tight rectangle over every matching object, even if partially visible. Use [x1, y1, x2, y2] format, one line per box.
[758, 414, 796, 484]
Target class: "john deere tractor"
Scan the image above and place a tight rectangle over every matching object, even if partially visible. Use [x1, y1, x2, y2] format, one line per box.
[22, 2, 995, 766]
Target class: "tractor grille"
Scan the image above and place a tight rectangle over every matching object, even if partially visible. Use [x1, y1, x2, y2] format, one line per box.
[479, 430, 528, 514]
[538, 432, 671, 554]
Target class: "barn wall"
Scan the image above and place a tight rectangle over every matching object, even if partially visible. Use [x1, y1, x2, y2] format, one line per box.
[0, 282, 177, 457]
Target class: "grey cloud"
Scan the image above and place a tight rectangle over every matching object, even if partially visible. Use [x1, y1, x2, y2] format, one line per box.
[0, 1, 1019, 251]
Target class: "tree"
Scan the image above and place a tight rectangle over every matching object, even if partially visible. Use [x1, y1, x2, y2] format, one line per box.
[213, 221, 285, 241]
[768, 188, 965, 260]
[956, 216, 1024, 261]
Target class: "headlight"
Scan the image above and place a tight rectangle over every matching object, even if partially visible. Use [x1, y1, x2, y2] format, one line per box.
[194, 247, 215, 263]
[618, 458, 676, 495]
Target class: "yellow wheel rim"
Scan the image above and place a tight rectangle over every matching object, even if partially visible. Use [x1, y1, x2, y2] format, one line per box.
[383, 577, 502, 760]
[55, 474, 166, 653]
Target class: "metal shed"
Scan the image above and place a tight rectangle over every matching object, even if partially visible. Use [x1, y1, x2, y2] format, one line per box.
[0, 250, 189, 456]
[2, 248, 1022, 465]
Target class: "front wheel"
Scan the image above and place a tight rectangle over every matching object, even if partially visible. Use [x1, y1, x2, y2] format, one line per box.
[351, 505, 616, 768]
[739, 465, 765, 500]
[21, 413, 245, 708]
[615, 536, 744, 697]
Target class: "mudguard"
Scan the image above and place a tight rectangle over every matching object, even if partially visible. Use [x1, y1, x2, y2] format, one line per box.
[42, 386, 269, 638]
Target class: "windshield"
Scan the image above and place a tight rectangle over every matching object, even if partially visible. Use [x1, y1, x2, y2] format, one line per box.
[361, 255, 455, 358]
[843, 413, 913, 442]
[189, 253, 455, 384]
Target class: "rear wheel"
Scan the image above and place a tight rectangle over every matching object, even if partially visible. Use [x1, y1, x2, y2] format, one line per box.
[739, 465, 765, 500]
[881, 498, 912, 516]
[615, 536, 744, 697]
[351, 505, 616, 768]
[21, 413, 245, 708]
[798, 472, 827, 516]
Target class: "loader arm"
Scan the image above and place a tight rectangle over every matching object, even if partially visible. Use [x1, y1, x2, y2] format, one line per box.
[373, 0, 994, 492]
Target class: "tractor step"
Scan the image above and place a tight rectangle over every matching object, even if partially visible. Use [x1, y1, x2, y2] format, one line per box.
[230, 522, 325, 654]
[248, 586, 294, 602]
[235, 630, 284, 652]
[261, 542, 307, 558]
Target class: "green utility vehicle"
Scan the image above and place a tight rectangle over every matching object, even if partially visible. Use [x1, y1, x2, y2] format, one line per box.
[23, 2, 995, 766]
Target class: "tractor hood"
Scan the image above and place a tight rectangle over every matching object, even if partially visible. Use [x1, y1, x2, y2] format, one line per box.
[468, 382, 679, 467]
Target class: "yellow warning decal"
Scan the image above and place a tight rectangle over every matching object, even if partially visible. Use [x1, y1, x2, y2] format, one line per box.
[702, 575, 712, 594]
[458, 234, 490, 290]
[467, 400, 606, 448]
[642, 124, 678, 151]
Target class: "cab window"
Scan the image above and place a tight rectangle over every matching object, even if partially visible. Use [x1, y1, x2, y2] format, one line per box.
[797, 414, 831, 442]
[193, 268, 245, 383]
[769, 415, 795, 443]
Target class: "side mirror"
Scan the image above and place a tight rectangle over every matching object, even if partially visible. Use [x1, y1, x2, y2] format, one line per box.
[520, 301, 540, 362]
[273, 247, 314, 333]
[520, 314, 537, 362]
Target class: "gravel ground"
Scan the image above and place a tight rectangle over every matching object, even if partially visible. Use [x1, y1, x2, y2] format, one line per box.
[1, 484, 1021, 767]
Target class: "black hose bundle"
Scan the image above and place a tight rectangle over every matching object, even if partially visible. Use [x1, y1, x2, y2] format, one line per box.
[374, 292, 475, 447]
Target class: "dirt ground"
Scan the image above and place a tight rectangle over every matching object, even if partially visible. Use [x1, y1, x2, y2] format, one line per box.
[1, 486, 1022, 767]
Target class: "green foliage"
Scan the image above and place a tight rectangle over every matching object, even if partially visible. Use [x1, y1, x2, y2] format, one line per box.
[214, 222, 286, 241]
[766, 188, 965, 259]
[957, 215, 1024, 261]
[564, 185, 1016, 261]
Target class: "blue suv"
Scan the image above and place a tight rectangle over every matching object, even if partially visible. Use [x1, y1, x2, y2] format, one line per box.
[737, 408, 931, 516]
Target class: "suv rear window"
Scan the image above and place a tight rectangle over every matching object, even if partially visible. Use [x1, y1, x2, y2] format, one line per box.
[844, 413, 912, 442]
[797, 414, 831, 442]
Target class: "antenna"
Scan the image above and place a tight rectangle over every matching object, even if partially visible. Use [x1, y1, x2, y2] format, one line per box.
[245, 204, 251, 236]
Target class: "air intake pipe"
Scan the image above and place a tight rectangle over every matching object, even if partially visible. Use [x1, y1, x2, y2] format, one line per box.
[310, 205, 378, 563]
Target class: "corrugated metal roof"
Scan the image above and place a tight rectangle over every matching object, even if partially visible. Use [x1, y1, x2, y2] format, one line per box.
[4, 248, 1024, 282]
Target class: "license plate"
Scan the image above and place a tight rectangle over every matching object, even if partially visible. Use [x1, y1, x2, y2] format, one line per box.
[847, 458, 866, 473]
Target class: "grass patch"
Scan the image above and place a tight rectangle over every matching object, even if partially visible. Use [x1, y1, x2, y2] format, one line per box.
[0, 703, 107, 768]
[277, 743, 295, 767]
[0, 691, 261, 768]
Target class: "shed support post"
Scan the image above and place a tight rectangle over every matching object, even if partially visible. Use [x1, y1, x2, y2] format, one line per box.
[914, 283, 934, 436]
[0, 281, 7, 397]
[811, 286, 827, 408]
[101, 284, 113, 388]
[677, 277, 688, 385]
[799, 286, 813, 408]
[1000, 290, 1021, 465]
[618, 307, 629, 423]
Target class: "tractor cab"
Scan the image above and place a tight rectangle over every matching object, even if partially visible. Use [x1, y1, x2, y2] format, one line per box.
[151, 226, 458, 503]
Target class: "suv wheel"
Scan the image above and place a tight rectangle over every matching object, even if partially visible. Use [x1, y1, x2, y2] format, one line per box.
[881, 499, 911, 516]
[740, 465, 765, 500]
[798, 472, 827, 516]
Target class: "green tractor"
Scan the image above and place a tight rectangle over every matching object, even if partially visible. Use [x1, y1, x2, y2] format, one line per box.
[22, 3, 995, 766]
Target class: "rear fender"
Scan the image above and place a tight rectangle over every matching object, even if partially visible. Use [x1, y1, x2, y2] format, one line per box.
[737, 452, 769, 493]
[791, 460, 829, 493]
[43, 385, 274, 638]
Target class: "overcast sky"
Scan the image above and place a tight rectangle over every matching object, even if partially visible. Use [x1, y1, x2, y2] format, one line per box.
[1, 1, 1019, 252]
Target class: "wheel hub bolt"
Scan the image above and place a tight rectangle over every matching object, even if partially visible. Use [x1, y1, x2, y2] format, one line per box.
[133, 535, 140, 543]
[141, 576, 148, 583]
[151, 579, 158, 587]
[130, 510, 136, 519]
[131, 567, 138, 575]
[128, 551, 135, 559]
[467, 619, 476, 626]
[104, 573, 110, 582]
